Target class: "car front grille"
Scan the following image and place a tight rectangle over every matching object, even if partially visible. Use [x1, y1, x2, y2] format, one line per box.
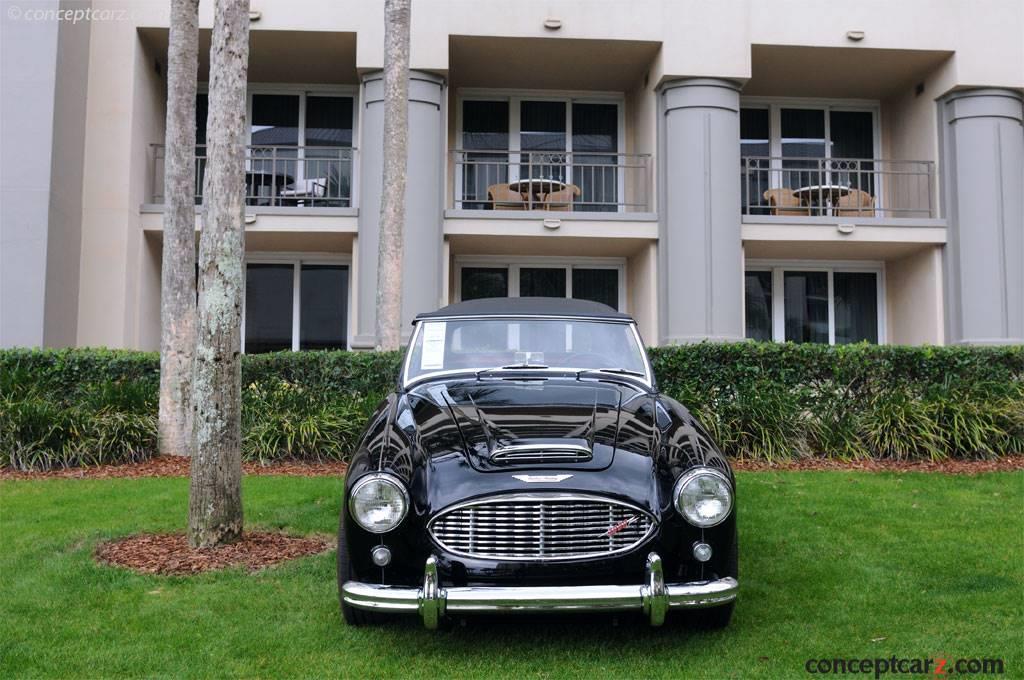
[428, 494, 657, 561]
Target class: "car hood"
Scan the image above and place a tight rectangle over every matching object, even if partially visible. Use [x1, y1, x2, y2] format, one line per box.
[410, 377, 657, 474]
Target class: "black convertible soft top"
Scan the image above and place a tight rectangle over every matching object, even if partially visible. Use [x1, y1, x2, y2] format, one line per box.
[414, 297, 633, 321]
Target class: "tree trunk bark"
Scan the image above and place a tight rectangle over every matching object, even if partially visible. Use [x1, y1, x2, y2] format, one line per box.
[189, 0, 250, 549]
[158, 0, 199, 458]
[374, 0, 411, 351]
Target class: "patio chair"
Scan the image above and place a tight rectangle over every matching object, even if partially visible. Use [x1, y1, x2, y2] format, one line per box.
[835, 189, 875, 216]
[279, 178, 326, 206]
[541, 184, 581, 211]
[487, 183, 526, 210]
[763, 188, 807, 216]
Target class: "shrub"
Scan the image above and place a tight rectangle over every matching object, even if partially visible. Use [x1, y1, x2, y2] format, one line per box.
[241, 379, 368, 465]
[1, 343, 1021, 469]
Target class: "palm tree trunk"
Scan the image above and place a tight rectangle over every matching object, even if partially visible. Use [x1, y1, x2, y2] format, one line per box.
[374, 0, 411, 351]
[189, 0, 250, 549]
[158, 0, 199, 458]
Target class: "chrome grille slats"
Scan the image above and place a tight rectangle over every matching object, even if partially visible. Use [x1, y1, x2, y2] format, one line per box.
[428, 493, 656, 561]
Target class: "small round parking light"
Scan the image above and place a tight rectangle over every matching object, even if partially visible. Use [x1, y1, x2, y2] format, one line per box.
[692, 542, 713, 562]
[371, 546, 392, 567]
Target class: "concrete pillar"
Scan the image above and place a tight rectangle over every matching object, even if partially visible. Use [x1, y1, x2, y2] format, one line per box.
[352, 70, 446, 349]
[940, 88, 1024, 345]
[657, 78, 744, 344]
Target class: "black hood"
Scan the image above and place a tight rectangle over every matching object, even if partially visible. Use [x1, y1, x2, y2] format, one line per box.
[409, 377, 658, 473]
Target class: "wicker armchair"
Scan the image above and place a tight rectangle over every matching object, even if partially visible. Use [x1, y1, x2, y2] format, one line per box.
[762, 188, 806, 216]
[835, 189, 875, 216]
[487, 184, 526, 210]
[541, 184, 581, 211]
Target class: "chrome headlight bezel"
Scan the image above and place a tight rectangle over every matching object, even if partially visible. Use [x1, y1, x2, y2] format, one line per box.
[348, 472, 410, 534]
[672, 467, 734, 528]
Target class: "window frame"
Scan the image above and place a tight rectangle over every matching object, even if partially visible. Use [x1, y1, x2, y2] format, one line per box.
[453, 255, 627, 312]
[454, 89, 627, 210]
[242, 252, 353, 353]
[740, 97, 884, 211]
[197, 83, 360, 193]
[744, 259, 886, 345]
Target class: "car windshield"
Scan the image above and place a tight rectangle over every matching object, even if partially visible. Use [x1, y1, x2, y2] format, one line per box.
[404, 317, 649, 384]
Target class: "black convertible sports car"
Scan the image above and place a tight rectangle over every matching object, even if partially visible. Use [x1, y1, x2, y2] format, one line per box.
[338, 297, 737, 629]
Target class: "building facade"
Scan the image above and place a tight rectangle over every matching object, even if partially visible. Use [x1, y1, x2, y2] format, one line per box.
[2, 0, 1022, 351]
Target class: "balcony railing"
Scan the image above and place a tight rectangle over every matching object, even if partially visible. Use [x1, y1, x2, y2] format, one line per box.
[151, 144, 356, 208]
[741, 157, 936, 219]
[451, 150, 651, 213]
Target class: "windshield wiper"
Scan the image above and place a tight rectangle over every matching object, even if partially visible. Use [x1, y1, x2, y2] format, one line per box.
[476, 364, 550, 379]
[577, 367, 646, 379]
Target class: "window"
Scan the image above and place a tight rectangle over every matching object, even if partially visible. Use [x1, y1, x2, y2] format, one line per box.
[833, 272, 878, 344]
[243, 259, 349, 353]
[744, 271, 772, 341]
[744, 263, 883, 344]
[739, 101, 878, 214]
[572, 268, 618, 309]
[461, 101, 510, 209]
[456, 259, 625, 310]
[248, 92, 355, 207]
[740, 108, 770, 215]
[245, 264, 294, 353]
[458, 95, 622, 211]
[784, 270, 829, 343]
[196, 90, 356, 207]
[520, 267, 566, 298]
[460, 267, 509, 301]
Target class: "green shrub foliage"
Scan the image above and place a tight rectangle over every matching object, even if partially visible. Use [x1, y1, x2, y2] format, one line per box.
[0, 344, 1020, 469]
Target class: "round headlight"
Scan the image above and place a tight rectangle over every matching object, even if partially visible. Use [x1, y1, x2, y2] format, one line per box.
[349, 473, 409, 534]
[673, 468, 733, 528]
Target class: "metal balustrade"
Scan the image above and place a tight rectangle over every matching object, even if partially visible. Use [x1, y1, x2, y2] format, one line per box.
[741, 156, 936, 218]
[151, 144, 356, 208]
[451, 150, 652, 212]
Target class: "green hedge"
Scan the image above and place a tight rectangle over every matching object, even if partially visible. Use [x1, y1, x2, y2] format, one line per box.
[1, 344, 1021, 470]
[649, 344, 1023, 462]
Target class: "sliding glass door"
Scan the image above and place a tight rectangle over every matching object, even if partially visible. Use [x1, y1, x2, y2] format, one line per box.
[740, 108, 770, 215]
[744, 264, 882, 344]
[459, 96, 622, 211]
[304, 96, 355, 207]
[246, 92, 355, 206]
[519, 100, 567, 186]
[249, 94, 301, 204]
[740, 103, 877, 215]
[461, 100, 510, 209]
[572, 103, 619, 213]
[780, 108, 827, 193]
[244, 260, 349, 353]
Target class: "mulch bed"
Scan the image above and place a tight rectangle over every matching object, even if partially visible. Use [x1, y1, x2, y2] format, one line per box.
[731, 456, 1024, 474]
[3, 455, 1022, 480]
[95, 531, 332, 575]
[0, 457, 347, 480]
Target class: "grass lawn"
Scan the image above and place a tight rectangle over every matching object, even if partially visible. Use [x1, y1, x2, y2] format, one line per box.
[1, 471, 1022, 679]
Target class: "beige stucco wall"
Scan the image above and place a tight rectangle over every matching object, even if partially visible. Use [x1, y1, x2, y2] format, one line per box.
[627, 242, 658, 343]
[39, 0, 1022, 350]
[42, 12, 92, 348]
[76, 13, 163, 347]
[115, 0, 1023, 88]
[886, 246, 944, 345]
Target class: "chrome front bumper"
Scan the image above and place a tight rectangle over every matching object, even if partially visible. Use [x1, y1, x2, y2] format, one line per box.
[341, 552, 738, 629]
